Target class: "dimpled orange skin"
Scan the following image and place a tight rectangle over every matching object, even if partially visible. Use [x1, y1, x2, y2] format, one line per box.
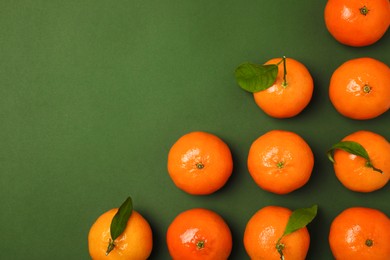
[166, 208, 232, 260]
[324, 0, 390, 47]
[253, 57, 313, 118]
[244, 206, 310, 260]
[88, 209, 153, 260]
[167, 131, 233, 195]
[247, 130, 314, 194]
[329, 207, 390, 260]
[329, 57, 390, 120]
[333, 130, 390, 192]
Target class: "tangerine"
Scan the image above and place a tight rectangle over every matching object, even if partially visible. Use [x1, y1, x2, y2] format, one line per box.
[166, 208, 232, 260]
[329, 207, 390, 259]
[244, 206, 310, 260]
[329, 57, 390, 120]
[88, 209, 153, 260]
[247, 130, 314, 194]
[330, 130, 390, 192]
[253, 57, 313, 118]
[324, 0, 390, 47]
[167, 131, 233, 195]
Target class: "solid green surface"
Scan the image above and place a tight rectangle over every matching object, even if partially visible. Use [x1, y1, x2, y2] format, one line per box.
[1, 1, 389, 259]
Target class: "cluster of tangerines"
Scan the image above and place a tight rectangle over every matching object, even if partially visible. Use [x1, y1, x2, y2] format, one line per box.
[87, 1, 389, 259]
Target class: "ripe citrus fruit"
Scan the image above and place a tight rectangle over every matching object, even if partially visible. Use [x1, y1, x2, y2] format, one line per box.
[329, 57, 390, 120]
[253, 57, 313, 118]
[244, 206, 310, 260]
[329, 130, 390, 192]
[88, 209, 153, 260]
[166, 208, 232, 260]
[247, 130, 314, 194]
[167, 131, 233, 195]
[324, 0, 390, 47]
[329, 207, 390, 260]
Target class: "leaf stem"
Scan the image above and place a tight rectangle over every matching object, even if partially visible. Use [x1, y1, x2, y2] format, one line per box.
[366, 161, 383, 173]
[276, 56, 288, 87]
[106, 239, 116, 255]
[276, 241, 285, 260]
[282, 56, 287, 87]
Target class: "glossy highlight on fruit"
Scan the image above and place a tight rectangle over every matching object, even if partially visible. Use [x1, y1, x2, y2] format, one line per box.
[329, 207, 390, 260]
[244, 206, 310, 260]
[253, 57, 313, 118]
[247, 130, 314, 194]
[324, 0, 390, 46]
[330, 130, 390, 192]
[88, 209, 153, 260]
[329, 57, 390, 120]
[167, 131, 233, 195]
[166, 208, 232, 260]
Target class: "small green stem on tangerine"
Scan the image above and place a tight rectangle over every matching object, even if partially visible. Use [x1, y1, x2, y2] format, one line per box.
[277, 161, 285, 169]
[106, 239, 116, 256]
[276, 241, 285, 260]
[365, 239, 373, 247]
[282, 56, 287, 87]
[363, 85, 371, 93]
[196, 162, 204, 169]
[276, 56, 288, 88]
[196, 240, 205, 250]
[360, 6, 369, 16]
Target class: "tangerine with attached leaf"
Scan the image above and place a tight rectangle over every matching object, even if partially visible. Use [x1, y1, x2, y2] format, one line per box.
[88, 209, 153, 260]
[330, 130, 390, 192]
[324, 0, 390, 47]
[329, 207, 390, 260]
[247, 130, 314, 194]
[167, 131, 233, 195]
[244, 206, 310, 260]
[253, 57, 313, 118]
[166, 208, 232, 260]
[329, 57, 390, 120]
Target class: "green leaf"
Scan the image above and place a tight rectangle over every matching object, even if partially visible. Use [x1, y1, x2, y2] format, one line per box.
[110, 196, 133, 240]
[282, 204, 318, 237]
[327, 141, 382, 173]
[276, 205, 318, 260]
[234, 62, 278, 93]
[327, 141, 368, 163]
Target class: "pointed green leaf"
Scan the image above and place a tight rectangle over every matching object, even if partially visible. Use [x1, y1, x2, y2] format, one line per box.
[234, 62, 278, 93]
[327, 141, 369, 163]
[276, 205, 318, 260]
[327, 141, 382, 173]
[110, 197, 133, 241]
[282, 204, 318, 237]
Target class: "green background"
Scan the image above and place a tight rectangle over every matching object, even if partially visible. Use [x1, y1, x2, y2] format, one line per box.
[1, 0, 389, 259]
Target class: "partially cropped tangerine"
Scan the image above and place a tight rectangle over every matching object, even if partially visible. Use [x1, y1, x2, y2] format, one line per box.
[324, 0, 390, 46]
[253, 57, 313, 118]
[244, 206, 310, 260]
[166, 208, 232, 260]
[88, 209, 153, 260]
[167, 131, 233, 195]
[331, 130, 390, 192]
[329, 57, 390, 120]
[329, 207, 390, 260]
[247, 130, 314, 194]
